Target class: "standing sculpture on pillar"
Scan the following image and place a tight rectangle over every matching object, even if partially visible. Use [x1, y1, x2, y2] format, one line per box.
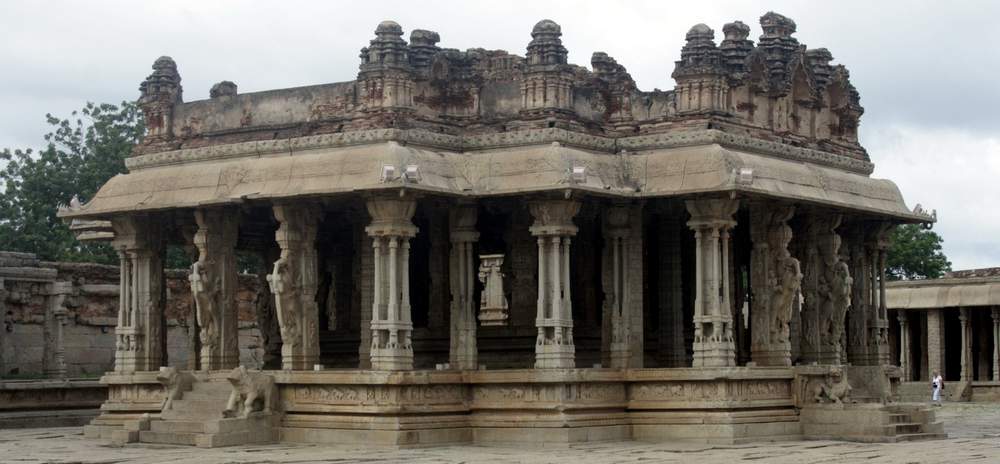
[189, 209, 240, 371]
[798, 213, 850, 365]
[268, 204, 321, 371]
[749, 204, 802, 366]
[686, 199, 739, 368]
[529, 199, 580, 369]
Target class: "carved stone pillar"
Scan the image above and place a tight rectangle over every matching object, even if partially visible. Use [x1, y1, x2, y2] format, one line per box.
[268, 204, 321, 370]
[686, 199, 738, 367]
[868, 224, 893, 365]
[603, 205, 633, 368]
[112, 216, 165, 372]
[366, 197, 418, 371]
[846, 227, 871, 365]
[898, 311, 910, 381]
[190, 208, 241, 370]
[449, 203, 479, 370]
[798, 214, 850, 365]
[993, 308, 1000, 382]
[529, 200, 580, 369]
[748, 204, 802, 366]
[43, 282, 72, 378]
[657, 209, 686, 367]
[960, 308, 972, 382]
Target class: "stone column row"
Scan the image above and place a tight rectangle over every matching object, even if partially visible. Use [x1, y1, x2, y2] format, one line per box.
[686, 199, 738, 367]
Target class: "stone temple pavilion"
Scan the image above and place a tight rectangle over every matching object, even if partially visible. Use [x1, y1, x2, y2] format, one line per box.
[60, 12, 943, 447]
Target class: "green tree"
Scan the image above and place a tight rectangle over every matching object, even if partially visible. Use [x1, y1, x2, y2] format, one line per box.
[0, 102, 143, 264]
[886, 223, 952, 280]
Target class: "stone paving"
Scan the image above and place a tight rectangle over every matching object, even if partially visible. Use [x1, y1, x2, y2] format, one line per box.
[1, 403, 999, 464]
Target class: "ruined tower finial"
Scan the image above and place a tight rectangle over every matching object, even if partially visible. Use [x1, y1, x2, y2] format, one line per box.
[527, 19, 567, 66]
[210, 81, 238, 98]
[409, 29, 441, 73]
[138, 56, 182, 144]
[358, 21, 414, 111]
[720, 21, 754, 74]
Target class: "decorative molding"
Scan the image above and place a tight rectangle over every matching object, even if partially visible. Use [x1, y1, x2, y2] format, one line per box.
[125, 128, 873, 175]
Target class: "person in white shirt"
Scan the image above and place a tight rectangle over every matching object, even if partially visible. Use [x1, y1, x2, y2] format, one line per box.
[931, 371, 944, 407]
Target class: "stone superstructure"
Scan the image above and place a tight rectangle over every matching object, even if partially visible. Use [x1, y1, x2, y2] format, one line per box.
[61, 13, 940, 447]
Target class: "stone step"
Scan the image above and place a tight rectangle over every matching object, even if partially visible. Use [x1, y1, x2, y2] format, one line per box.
[161, 407, 225, 421]
[139, 430, 199, 446]
[189, 382, 233, 394]
[196, 429, 277, 448]
[888, 413, 910, 424]
[171, 398, 228, 412]
[181, 391, 231, 401]
[893, 423, 923, 435]
[149, 419, 205, 434]
[894, 432, 947, 442]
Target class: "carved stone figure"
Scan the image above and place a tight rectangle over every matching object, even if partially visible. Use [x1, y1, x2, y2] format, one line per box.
[478, 254, 509, 326]
[813, 368, 852, 404]
[156, 367, 193, 411]
[224, 366, 277, 418]
[190, 259, 219, 350]
[268, 256, 300, 349]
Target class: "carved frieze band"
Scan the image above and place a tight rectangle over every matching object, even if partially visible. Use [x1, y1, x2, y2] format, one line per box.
[125, 128, 873, 175]
[629, 379, 791, 402]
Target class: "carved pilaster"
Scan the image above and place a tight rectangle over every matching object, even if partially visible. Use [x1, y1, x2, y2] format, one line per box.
[846, 225, 871, 365]
[992, 308, 1000, 382]
[603, 204, 634, 368]
[366, 197, 419, 371]
[189, 208, 241, 370]
[449, 203, 479, 370]
[686, 199, 739, 367]
[959, 308, 972, 382]
[43, 282, 72, 378]
[749, 204, 801, 366]
[897, 312, 910, 381]
[111, 215, 165, 372]
[866, 223, 893, 365]
[529, 199, 580, 369]
[268, 204, 321, 370]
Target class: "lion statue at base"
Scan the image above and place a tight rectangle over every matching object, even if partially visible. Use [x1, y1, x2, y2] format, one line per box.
[223, 365, 277, 418]
[156, 366, 194, 411]
[813, 368, 852, 404]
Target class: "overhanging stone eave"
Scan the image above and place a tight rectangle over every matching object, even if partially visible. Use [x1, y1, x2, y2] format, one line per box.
[731, 186, 930, 222]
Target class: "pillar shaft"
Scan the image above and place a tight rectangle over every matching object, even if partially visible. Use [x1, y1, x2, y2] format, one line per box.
[798, 213, 849, 365]
[111, 216, 165, 373]
[686, 199, 738, 368]
[190, 208, 241, 370]
[748, 205, 800, 366]
[603, 205, 633, 368]
[365, 197, 418, 371]
[530, 200, 580, 369]
[993, 308, 1000, 382]
[960, 308, 972, 382]
[449, 204, 479, 370]
[268, 204, 321, 370]
[898, 312, 910, 381]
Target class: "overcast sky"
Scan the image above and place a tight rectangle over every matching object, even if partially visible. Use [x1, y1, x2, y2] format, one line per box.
[1, 0, 997, 270]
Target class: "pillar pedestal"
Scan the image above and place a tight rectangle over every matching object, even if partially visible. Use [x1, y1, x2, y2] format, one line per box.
[686, 199, 738, 368]
[530, 200, 580, 369]
[366, 197, 419, 371]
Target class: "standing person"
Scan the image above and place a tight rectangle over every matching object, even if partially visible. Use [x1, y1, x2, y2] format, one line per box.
[931, 371, 944, 406]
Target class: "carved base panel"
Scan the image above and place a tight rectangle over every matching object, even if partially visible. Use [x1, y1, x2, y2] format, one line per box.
[84, 365, 935, 447]
[370, 348, 414, 371]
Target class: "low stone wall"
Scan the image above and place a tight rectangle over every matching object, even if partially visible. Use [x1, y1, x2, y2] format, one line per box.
[0, 378, 107, 428]
[0, 251, 265, 378]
